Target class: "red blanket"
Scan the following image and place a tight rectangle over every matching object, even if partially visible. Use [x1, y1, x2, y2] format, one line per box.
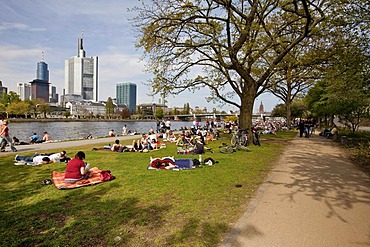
[52, 167, 112, 190]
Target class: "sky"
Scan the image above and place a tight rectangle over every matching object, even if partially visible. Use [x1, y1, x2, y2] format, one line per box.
[0, 0, 281, 113]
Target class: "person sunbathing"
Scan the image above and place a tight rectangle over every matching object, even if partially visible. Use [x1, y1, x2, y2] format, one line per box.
[15, 155, 53, 165]
[92, 140, 127, 152]
[149, 156, 177, 169]
[15, 150, 69, 164]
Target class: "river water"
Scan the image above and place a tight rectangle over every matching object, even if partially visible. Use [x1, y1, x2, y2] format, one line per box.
[7, 121, 198, 143]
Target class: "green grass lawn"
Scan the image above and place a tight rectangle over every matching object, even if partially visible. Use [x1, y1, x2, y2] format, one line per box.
[0, 131, 296, 247]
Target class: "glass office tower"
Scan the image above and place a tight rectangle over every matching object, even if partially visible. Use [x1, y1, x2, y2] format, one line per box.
[116, 82, 137, 113]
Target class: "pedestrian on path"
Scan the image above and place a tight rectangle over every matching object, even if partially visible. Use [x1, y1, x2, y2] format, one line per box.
[0, 120, 17, 152]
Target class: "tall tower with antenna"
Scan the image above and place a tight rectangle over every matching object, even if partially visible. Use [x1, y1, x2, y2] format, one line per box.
[65, 31, 98, 101]
[37, 51, 49, 82]
[29, 51, 50, 102]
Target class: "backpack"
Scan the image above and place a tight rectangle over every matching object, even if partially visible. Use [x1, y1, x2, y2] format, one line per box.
[100, 170, 115, 182]
[193, 159, 202, 168]
[204, 157, 218, 166]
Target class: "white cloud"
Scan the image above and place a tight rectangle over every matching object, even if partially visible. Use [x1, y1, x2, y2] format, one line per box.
[0, 1, 281, 112]
[0, 22, 46, 32]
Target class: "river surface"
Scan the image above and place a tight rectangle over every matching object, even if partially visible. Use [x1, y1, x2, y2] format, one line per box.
[7, 121, 198, 142]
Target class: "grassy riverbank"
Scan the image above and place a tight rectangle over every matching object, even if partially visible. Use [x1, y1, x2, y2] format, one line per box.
[0, 131, 296, 246]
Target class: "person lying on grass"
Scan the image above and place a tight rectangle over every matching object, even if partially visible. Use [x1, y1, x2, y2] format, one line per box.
[64, 151, 90, 184]
[15, 150, 69, 164]
[92, 139, 124, 152]
[150, 156, 177, 169]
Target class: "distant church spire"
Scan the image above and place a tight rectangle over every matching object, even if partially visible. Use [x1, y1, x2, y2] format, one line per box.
[259, 101, 265, 114]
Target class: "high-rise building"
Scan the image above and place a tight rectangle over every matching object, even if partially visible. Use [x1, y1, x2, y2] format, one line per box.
[29, 79, 49, 102]
[116, 82, 137, 113]
[17, 83, 31, 100]
[28, 58, 50, 102]
[37, 61, 49, 81]
[0, 81, 8, 96]
[65, 37, 98, 101]
[49, 85, 58, 103]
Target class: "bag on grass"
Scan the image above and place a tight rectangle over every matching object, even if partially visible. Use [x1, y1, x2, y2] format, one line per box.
[100, 170, 115, 182]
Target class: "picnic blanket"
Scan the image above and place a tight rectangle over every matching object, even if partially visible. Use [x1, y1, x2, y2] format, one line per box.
[148, 158, 194, 170]
[52, 167, 114, 190]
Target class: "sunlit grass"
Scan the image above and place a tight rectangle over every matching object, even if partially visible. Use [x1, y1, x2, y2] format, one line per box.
[0, 131, 296, 246]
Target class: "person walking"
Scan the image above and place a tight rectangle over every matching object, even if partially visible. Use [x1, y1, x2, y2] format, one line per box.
[0, 120, 17, 152]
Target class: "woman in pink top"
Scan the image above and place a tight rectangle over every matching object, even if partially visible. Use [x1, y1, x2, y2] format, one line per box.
[0, 120, 17, 152]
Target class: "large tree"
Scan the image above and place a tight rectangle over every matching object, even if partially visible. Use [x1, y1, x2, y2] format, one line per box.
[105, 97, 115, 118]
[133, 0, 328, 131]
[305, 41, 370, 132]
[267, 39, 322, 126]
[0, 91, 21, 107]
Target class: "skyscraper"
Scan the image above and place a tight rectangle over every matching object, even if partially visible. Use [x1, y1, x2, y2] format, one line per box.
[49, 85, 58, 103]
[65, 37, 98, 101]
[116, 82, 137, 113]
[17, 83, 31, 100]
[37, 61, 49, 81]
[29, 79, 49, 102]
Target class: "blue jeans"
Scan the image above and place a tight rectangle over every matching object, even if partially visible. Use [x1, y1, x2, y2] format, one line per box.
[1, 135, 17, 152]
[16, 153, 39, 162]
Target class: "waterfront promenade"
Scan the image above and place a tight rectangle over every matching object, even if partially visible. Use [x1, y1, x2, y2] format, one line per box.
[0, 135, 139, 156]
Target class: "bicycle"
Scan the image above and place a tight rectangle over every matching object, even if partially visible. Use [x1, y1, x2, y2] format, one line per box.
[230, 129, 249, 146]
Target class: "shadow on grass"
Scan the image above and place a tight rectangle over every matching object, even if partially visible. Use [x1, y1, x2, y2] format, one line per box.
[0, 182, 170, 246]
[166, 218, 228, 246]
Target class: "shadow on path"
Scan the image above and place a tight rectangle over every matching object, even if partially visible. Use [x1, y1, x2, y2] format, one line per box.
[222, 135, 370, 247]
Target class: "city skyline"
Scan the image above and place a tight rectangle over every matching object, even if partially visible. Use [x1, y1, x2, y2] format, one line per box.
[0, 0, 281, 112]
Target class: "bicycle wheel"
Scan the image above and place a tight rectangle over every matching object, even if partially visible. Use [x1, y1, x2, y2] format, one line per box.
[219, 145, 234, 154]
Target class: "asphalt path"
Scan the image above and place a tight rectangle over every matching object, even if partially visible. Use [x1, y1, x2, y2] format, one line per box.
[0, 135, 139, 156]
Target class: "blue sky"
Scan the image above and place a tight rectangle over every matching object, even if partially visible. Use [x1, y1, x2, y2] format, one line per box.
[0, 0, 280, 112]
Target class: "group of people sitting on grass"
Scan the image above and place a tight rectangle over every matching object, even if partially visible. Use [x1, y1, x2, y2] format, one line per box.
[93, 132, 166, 153]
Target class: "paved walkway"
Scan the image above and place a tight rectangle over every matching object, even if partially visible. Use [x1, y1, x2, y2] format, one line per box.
[221, 134, 370, 247]
[0, 135, 139, 156]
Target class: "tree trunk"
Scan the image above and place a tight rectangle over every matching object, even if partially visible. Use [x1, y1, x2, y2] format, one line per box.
[285, 66, 292, 126]
[286, 100, 292, 127]
[239, 85, 257, 140]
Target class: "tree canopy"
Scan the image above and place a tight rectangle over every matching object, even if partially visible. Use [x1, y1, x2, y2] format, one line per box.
[305, 41, 370, 132]
[132, 0, 329, 130]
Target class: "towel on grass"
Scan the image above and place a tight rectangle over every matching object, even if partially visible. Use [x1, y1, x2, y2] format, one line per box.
[52, 167, 113, 190]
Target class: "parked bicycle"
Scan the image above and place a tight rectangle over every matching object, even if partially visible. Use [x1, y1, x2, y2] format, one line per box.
[220, 130, 249, 154]
[230, 128, 249, 146]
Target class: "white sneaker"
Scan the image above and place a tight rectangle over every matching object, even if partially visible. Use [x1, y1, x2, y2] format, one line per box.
[14, 161, 26, 165]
